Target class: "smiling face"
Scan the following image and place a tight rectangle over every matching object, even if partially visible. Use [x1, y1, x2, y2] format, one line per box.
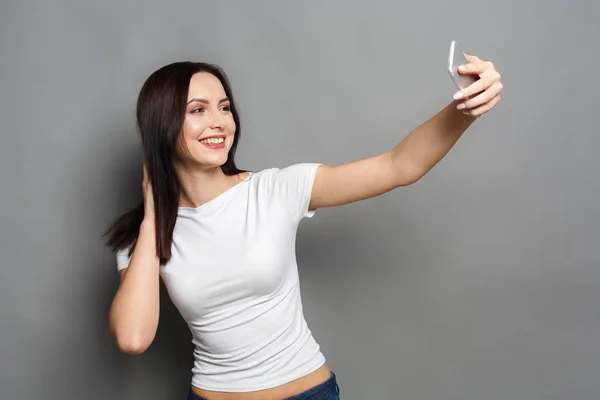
[176, 72, 237, 169]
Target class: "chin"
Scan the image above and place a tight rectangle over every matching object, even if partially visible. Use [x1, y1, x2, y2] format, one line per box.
[189, 143, 230, 165]
[197, 154, 230, 168]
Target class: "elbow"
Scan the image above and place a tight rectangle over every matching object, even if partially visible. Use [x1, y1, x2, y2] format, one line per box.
[116, 336, 150, 355]
[398, 161, 429, 186]
[114, 331, 153, 355]
[388, 153, 423, 187]
[109, 305, 157, 355]
[394, 170, 422, 187]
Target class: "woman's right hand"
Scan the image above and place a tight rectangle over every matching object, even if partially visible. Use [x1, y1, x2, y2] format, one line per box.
[142, 161, 155, 219]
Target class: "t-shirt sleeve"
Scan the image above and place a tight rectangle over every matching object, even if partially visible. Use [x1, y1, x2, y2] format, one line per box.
[266, 163, 322, 222]
[116, 247, 132, 272]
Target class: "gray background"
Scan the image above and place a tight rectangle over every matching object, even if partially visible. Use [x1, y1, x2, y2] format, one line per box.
[1, 0, 599, 399]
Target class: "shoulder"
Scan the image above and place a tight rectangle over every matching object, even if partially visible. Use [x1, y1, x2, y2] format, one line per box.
[249, 163, 322, 221]
[247, 163, 322, 195]
[251, 163, 322, 182]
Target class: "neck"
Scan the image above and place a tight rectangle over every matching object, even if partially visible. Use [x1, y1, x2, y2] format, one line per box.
[175, 163, 240, 208]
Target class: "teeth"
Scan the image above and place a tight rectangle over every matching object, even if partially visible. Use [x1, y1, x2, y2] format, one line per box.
[200, 137, 224, 145]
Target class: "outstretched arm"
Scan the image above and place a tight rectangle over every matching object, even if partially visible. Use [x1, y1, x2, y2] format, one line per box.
[309, 54, 502, 210]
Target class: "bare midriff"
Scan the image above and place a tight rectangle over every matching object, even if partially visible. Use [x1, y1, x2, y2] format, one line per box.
[191, 364, 331, 400]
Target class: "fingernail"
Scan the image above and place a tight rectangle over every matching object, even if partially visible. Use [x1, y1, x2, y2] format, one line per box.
[456, 103, 465, 110]
[453, 91, 464, 100]
[458, 65, 466, 72]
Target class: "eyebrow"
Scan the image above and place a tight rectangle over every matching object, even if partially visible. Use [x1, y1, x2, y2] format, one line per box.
[187, 97, 230, 105]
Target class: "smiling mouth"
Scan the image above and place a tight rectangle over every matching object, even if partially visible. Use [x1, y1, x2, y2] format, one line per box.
[198, 136, 226, 149]
[199, 137, 225, 145]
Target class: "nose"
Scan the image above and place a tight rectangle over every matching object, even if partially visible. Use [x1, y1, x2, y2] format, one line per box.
[208, 108, 226, 130]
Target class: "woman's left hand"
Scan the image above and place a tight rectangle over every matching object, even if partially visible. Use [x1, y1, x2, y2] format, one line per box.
[452, 54, 503, 117]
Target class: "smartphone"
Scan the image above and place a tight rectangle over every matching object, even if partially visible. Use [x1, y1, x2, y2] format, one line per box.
[447, 40, 479, 90]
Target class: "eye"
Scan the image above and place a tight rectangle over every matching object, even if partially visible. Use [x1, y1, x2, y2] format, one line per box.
[191, 107, 205, 114]
[220, 105, 231, 112]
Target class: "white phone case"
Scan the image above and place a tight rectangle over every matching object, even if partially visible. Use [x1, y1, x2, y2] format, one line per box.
[448, 40, 479, 90]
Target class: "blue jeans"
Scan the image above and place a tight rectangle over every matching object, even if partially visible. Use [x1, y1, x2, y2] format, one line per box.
[187, 371, 340, 400]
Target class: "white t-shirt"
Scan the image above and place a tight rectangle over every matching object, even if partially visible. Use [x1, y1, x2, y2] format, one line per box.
[116, 163, 326, 392]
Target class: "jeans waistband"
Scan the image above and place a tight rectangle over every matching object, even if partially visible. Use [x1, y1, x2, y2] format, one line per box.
[187, 371, 340, 400]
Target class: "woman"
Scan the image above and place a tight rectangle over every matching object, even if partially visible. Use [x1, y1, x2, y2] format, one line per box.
[106, 57, 502, 400]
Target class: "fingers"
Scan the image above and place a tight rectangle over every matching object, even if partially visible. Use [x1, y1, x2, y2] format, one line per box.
[456, 81, 503, 110]
[464, 54, 481, 63]
[454, 71, 500, 99]
[457, 59, 494, 77]
[453, 54, 503, 117]
[462, 93, 501, 117]
[453, 72, 501, 100]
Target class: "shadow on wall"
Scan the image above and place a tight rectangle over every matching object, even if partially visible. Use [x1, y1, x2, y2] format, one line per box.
[77, 132, 194, 398]
[106, 140, 194, 398]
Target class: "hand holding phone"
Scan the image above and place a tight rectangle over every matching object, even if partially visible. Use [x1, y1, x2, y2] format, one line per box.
[445, 41, 504, 117]
[447, 40, 479, 90]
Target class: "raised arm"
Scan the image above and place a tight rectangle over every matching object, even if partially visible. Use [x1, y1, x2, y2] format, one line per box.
[309, 54, 502, 210]
[108, 163, 161, 354]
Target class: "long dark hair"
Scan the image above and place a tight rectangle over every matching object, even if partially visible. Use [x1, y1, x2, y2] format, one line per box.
[104, 62, 245, 265]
